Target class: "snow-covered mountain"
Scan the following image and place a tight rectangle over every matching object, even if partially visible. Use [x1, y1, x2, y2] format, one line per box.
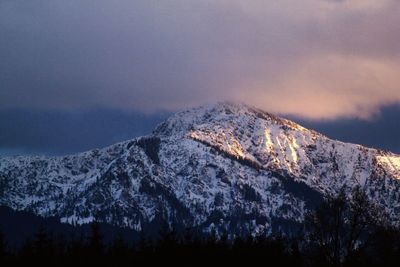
[1, 102, 400, 235]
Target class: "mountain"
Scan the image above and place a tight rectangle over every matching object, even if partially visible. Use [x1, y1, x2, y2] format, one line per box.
[1, 102, 400, 235]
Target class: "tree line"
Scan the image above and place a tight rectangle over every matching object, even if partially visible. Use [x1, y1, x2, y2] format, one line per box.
[1, 187, 400, 266]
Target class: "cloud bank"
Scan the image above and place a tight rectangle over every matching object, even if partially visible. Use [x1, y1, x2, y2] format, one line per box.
[1, 0, 399, 119]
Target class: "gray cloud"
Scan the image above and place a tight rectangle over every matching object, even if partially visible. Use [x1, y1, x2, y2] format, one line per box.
[1, 0, 400, 119]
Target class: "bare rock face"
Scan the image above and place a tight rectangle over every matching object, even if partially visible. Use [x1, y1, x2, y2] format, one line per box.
[1, 102, 400, 235]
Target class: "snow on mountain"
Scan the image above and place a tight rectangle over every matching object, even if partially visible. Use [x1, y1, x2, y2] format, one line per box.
[1, 102, 400, 235]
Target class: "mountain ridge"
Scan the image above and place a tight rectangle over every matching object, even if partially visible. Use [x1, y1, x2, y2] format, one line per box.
[1, 102, 400, 235]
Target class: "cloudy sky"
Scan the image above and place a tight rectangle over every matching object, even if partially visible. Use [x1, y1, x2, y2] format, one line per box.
[1, 0, 400, 154]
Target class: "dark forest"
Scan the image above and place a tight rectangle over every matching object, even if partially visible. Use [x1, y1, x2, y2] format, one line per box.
[1, 188, 400, 267]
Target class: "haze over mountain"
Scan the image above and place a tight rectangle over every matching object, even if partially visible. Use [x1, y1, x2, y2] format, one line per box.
[1, 103, 399, 235]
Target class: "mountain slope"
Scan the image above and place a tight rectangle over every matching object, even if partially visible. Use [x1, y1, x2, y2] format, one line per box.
[1, 102, 400, 235]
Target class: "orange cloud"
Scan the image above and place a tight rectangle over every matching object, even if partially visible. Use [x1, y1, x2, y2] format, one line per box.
[235, 54, 400, 120]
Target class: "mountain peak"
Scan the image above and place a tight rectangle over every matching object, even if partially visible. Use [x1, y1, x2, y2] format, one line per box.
[153, 101, 313, 137]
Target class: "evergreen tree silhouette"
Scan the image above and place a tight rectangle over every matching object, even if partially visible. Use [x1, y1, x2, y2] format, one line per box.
[289, 240, 304, 267]
[108, 233, 131, 264]
[32, 226, 56, 265]
[157, 221, 179, 260]
[136, 230, 153, 264]
[66, 234, 86, 264]
[88, 222, 104, 259]
[19, 238, 34, 264]
[0, 229, 6, 263]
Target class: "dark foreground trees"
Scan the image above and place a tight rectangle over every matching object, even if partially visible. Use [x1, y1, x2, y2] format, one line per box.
[305, 186, 390, 267]
[1, 188, 399, 266]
